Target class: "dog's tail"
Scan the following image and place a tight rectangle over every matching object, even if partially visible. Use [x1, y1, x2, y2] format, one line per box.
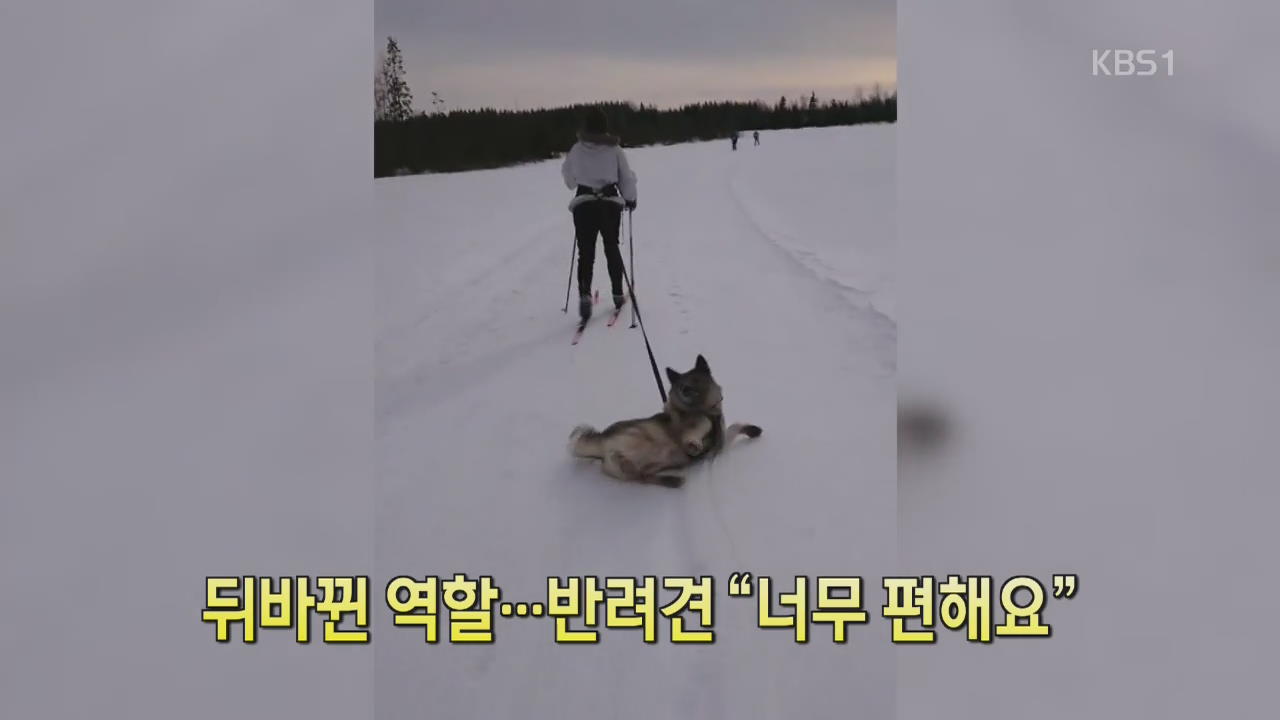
[569, 425, 605, 459]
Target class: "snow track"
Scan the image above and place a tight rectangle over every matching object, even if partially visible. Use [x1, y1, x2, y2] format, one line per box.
[375, 125, 896, 719]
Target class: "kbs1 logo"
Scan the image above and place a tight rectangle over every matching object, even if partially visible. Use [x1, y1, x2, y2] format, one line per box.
[1092, 49, 1174, 77]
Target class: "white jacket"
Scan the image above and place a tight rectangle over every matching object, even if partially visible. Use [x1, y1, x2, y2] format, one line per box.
[561, 133, 637, 210]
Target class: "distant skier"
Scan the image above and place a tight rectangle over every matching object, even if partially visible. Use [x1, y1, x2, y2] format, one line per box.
[561, 108, 638, 323]
[730, 132, 739, 151]
[753, 130, 760, 146]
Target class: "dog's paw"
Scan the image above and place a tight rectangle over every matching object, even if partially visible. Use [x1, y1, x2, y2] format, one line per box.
[656, 475, 685, 489]
[614, 453, 640, 477]
[684, 440, 704, 457]
[741, 424, 763, 439]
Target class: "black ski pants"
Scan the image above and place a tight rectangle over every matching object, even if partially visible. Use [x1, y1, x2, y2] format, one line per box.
[573, 200, 625, 298]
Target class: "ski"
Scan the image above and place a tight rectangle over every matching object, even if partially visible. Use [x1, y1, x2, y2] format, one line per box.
[570, 291, 599, 345]
[607, 297, 630, 326]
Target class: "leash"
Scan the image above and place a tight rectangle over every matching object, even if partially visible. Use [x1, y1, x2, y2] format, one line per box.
[620, 208, 667, 404]
[628, 211, 638, 328]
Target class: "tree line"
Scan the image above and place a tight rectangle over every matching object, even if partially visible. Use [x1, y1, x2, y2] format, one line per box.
[374, 38, 896, 177]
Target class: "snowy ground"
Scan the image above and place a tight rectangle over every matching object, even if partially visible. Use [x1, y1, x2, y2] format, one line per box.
[376, 125, 896, 718]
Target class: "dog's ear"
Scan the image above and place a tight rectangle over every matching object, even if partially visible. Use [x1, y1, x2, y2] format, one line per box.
[665, 367, 681, 385]
[695, 354, 709, 373]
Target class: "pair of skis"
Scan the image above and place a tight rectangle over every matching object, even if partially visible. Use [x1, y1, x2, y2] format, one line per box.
[571, 290, 628, 345]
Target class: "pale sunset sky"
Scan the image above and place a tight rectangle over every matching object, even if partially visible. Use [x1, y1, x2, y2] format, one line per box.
[375, 0, 896, 112]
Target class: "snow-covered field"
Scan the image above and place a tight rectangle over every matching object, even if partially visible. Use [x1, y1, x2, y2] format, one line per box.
[376, 125, 895, 718]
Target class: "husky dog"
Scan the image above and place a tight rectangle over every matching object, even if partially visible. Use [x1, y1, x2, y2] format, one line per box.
[569, 355, 762, 488]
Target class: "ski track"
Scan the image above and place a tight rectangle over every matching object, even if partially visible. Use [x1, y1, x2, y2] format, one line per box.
[722, 151, 897, 378]
[375, 125, 896, 719]
[727, 171, 897, 337]
[378, 213, 566, 347]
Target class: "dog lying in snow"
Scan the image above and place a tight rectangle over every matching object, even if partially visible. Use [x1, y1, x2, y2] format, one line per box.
[569, 355, 762, 487]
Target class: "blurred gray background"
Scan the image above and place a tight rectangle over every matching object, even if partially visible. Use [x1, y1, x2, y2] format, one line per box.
[1, 2, 374, 718]
[898, 1, 1280, 717]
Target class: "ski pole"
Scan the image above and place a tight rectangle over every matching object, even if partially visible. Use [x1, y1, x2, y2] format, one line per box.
[561, 232, 576, 313]
[627, 209, 638, 328]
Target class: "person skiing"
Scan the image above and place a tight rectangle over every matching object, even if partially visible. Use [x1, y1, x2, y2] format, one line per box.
[730, 131, 739, 151]
[561, 108, 637, 323]
[753, 130, 760, 146]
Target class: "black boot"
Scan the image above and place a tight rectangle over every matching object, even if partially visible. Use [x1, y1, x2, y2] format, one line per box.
[579, 293, 593, 323]
[613, 293, 626, 310]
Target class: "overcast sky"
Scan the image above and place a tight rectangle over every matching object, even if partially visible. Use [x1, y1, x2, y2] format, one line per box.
[375, 0, 895, 112]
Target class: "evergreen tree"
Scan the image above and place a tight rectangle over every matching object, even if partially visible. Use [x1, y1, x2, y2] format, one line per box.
[377, 37, 414, 121]
[374, 94, 896, 177]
